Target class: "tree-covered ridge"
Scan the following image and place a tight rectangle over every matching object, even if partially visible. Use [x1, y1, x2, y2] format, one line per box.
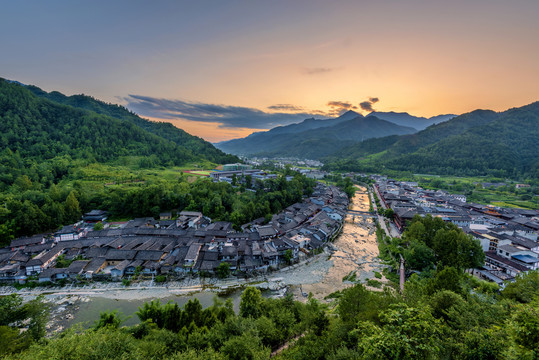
[325, 109, 499, 163]
[253, 116, 416, 159]
[25, 84, 238, 165]
[0, 78, 238, 173]
[324, 102, 539, 178]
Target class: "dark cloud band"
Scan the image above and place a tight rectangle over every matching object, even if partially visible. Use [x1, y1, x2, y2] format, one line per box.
[125, 95, 324, 129]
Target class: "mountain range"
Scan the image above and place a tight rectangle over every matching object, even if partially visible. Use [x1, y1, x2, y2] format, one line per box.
[215, 110, 426, 158]
[325, 102, 539, 178]
[2, 77, 536, 179]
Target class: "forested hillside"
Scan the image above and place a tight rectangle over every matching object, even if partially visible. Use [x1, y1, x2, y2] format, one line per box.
[0, 79, 236, 176]
[26, 84, 237, 165]
[215, 110, 359, 155]
[324, 102, 539, 178]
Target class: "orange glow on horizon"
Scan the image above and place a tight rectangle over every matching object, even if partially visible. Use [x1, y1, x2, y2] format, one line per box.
[147, 117, 263, 143]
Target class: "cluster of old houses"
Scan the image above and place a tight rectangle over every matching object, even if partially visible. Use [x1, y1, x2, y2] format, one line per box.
[0, 184, 348, 284]
[373, 176, 539, 285]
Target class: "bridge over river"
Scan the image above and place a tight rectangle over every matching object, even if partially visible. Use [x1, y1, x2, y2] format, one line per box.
[346, 209, 377, 219]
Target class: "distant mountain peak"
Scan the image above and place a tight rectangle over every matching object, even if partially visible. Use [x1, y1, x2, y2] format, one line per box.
[337, 110, 363, 121]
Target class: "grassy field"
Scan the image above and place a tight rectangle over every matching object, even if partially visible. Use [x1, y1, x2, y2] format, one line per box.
[184, 170, 213, 176]
[58, 161, 215, 192]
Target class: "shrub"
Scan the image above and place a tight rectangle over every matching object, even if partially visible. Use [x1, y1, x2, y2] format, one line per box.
[367, 279, 382, 288]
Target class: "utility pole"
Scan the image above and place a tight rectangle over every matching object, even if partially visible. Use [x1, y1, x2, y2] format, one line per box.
[399, 254, 405, 294]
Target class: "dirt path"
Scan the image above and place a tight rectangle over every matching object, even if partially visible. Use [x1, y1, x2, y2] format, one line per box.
[271, 333, 305, 357]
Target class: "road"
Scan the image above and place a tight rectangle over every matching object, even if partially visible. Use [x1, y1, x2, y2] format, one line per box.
[369, 186, 401, 239]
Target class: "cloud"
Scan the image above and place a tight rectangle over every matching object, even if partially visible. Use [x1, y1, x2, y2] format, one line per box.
[359, 97, 380, 112]
[267, 104, 304, 112]
[124, 95, 322, 129]
[327, 101, 357, 116]
[303, 67, 335, 75]
[359, 101, 374, 112]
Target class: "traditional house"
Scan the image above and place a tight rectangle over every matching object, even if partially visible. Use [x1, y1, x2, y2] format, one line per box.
[25, 247, 65, 275]
[83, 210, 108, 223]
[54, 225, 86, 242]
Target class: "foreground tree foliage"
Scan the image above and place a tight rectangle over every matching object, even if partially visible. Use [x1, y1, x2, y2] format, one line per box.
[6, 271, 539, 359]
[0, 295, 50, 356]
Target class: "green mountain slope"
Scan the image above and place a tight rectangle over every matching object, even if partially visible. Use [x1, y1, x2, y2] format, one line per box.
[328, 109, 499, 161]
[0, 78, 238, 188]
[25, 84, 237, 164]
[325, 102, 539, 177]
[255, 116, 416, 159]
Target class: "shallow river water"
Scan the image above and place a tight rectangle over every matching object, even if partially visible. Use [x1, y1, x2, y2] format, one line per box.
[296, 186, 382, 298]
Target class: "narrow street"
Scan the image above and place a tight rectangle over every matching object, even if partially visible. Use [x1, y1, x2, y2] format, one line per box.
[369, 186, 400, 239]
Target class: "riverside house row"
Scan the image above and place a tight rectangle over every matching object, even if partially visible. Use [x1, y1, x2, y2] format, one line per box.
[0, 184, 348, 283]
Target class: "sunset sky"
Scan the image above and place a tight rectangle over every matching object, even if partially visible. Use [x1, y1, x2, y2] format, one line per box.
[1, 0, 538, 142]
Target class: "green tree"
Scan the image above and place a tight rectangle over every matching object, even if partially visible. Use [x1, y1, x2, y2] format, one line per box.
[244, 175, 252, 189]
[216, 262, 231, 279]
[507, 301, 539, 358]
[240, 287, 263, 319]
[355, 304, 442, 360]
[221, 334, 270, 360]
[13, 175, 33, 191]
[136, 300, 165, 328]
[432, 229, 484, 269]
[403, 240, 436, 271]
[384, 208, 395, 219]
[93, 310, 125, 330]
[283, 249, 293, 265]
[502, 270, 539, 303]
[427, 267, 463, 295]
[64, 190, 81, 223]
[0, 325, 32, 356]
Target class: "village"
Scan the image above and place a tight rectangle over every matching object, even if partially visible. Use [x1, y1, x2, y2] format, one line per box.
[1, 166, 538, 290]
[372, 175, 539, 285]
[0, 182, 349, 285]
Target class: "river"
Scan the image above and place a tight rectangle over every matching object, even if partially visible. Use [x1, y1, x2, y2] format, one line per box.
[292, 185, 383, 299]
